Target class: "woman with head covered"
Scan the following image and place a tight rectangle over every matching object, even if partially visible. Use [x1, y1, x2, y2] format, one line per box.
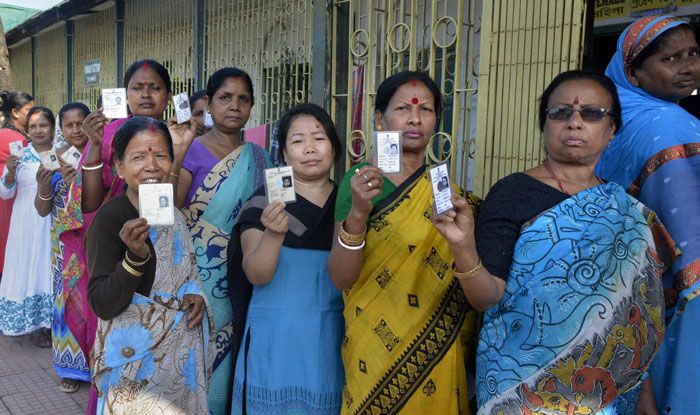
[596, 15, 700, 413]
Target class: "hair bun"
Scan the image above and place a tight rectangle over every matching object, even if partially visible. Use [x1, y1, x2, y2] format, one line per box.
[0, 90, 8, 102]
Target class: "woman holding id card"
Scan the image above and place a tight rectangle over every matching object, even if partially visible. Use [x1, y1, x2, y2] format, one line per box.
[328, 71, 481, 414]
[85, 117, 212, 414]
[228, 103, 344, 415]
[0, 106, 55, 344]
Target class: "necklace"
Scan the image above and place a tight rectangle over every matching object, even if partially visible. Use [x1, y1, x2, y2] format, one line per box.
[543, 159, 603, 195]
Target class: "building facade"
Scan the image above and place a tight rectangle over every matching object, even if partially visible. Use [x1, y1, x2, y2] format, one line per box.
[8, 0, 589, 194]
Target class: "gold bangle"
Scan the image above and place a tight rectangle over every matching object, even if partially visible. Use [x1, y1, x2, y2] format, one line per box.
[339, 221, 366, 246]
[169, 171, 180, 179]
[125, 249, 150, 267]
[453, 260, 482, 280]
[121, 260, 143, 277]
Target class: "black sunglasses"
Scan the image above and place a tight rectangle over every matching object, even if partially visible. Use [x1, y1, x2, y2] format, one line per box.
[545, 106, 613, 122]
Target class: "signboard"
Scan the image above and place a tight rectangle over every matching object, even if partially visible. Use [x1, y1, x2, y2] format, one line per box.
[595, 0, 700, 27]
[595, 0, 627, 20]
[629, 0, 675, 17]
[84, 59, 101, 86]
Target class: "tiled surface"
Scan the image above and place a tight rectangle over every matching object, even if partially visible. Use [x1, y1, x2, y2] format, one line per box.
[0, 335, 88, 414]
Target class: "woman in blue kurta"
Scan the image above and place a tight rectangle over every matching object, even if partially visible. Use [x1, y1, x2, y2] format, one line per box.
[229, 103, 344, 415]
[596, 15, 700, 414]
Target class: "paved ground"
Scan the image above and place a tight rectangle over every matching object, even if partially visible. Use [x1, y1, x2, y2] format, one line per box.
[0, 334, 89, 414]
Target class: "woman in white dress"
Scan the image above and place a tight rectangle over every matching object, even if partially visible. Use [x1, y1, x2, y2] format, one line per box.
[0, 106, 55, 346]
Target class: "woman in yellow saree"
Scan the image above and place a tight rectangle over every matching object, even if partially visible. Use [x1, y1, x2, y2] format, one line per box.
[328, 71, 480, 415]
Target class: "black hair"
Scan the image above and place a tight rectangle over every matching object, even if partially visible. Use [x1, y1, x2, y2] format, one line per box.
[276, 103, 342, 162]
[538, 70, 622, 133]
[58, 102, 90, 127]
[205, 67, 254, 105]
[374, 70, 443, 120]
[123, 59, 172, 93]
[0, 90, 33, 126]
[630, 24, 696, 71]
[189, 90, 207, 107]
[112, 116, 174, 162]
[26, 106, 55, 132]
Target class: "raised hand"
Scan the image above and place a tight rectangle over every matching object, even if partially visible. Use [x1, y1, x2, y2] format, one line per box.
[82, 109, 110, 148]
[118, 218, 151, 259]
[348, 165, 384, 221]
[35, 166, 54, 197]
[59, 163, 77, 186]
[431, 195, 476, 248]
[5, 155, 20, 176]
[261, 201, 288, 236]
[167, 116, 198, 159]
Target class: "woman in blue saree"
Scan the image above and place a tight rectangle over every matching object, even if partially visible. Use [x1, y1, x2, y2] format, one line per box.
[170, 67, 271, 414]
[596, 15, 700, 414]
[434, 70, 674, 414]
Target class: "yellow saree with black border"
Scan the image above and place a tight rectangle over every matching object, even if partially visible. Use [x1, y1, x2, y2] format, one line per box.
[339, 166, 480, 415]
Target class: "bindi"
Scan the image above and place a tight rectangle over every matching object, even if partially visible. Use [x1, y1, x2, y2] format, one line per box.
[411, 95, 419, 105]
[141, 63, 150, 71]
[573, 96, 580, 105]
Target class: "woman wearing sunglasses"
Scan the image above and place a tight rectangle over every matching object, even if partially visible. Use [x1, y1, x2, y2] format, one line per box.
[596, 16, 700, 414]
[432, 70, 674, 414]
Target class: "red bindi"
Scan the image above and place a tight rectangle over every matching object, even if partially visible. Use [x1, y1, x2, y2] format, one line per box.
[411, 79, 417, 86]
[141, 62, 149, 71]
[573, 96, 580, 105]
[411, 96, 419, 105]
[148, 147, 152, 152]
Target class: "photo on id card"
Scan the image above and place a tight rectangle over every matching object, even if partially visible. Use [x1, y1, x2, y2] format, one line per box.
[372, 131, 402, 174]
[429, 163, 453, 215]
[39, 149, 61, 170]
[138, 183, 175, 226]
[264, 166, 296, 204]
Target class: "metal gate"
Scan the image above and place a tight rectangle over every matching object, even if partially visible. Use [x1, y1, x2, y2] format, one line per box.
[331, 0, 482, 187]
[474, 0, 587, 195]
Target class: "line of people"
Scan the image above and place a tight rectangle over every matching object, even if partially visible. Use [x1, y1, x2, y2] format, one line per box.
[0, 14, 697, 415]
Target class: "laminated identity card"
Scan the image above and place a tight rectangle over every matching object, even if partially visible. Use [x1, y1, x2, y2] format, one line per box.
[173, 92, 192, 124]
[429, 163, 453, 215]
[102, 88, 128, 119]
[264, 165, 296, 204]
[204, 111, 214, 128]
[138, 183, 175, 226]
[372, 131, 402, 174]
[60, 146, 82, 169]
[39, 149, 61, 170]
[8, 141, 23, 158]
